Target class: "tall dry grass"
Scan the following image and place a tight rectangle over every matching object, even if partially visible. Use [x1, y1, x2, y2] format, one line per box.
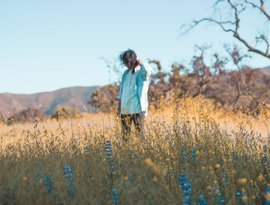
[1, 97, 270, 204]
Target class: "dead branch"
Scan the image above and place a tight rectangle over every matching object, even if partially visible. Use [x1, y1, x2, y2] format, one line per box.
[245, 0, 270, 20]
[181, 0, 270, 59]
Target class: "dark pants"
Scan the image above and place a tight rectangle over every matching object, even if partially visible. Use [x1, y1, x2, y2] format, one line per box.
[121, 113, 145, 141]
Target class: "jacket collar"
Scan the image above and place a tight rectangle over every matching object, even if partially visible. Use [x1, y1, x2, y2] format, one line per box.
[125, 65, 141, 74]
[134, 65, 141, 72]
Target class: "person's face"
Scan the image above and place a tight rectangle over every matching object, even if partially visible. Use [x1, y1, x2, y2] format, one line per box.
[124, 62, 134, 70]
[126, 64, 133, 70]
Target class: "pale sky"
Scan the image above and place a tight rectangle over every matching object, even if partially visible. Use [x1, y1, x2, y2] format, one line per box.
[0, 0, 269, 94]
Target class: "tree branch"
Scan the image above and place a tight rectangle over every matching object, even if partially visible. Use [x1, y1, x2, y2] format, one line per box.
[181, 0, 270, 59]
[245, 0, 270, 21]
[193, 18, 235, 33]
[227, 0, 270, 58]
[256, 34, 270, 54]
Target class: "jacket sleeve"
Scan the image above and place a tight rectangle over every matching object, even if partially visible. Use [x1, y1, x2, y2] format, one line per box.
[138, 63, 153, 114]
[140, 63, 153, 81]
[117, 83, 122, 100]
[117, 70, 127, 100]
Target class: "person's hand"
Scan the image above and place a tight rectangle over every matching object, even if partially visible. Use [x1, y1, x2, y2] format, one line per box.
[137, 57, 143, 66]
[139, 111, 146, 119]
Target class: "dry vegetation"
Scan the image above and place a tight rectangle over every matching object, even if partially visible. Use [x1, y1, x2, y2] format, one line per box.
[1, 97, 270, 204]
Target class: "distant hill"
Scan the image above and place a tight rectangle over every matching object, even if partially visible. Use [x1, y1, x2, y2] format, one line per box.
[0, 86, 99, 118]
[258, 66, 270, 75]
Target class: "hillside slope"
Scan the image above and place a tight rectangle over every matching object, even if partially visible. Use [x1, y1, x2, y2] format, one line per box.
[259, 66, 270, 75]
[0, 86, 99, 117]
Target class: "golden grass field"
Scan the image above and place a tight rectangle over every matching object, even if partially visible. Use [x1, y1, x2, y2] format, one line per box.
[1, 97, 270, 205]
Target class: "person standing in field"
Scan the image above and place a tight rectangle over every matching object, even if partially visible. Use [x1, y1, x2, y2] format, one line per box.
[117, 49, 152, 141]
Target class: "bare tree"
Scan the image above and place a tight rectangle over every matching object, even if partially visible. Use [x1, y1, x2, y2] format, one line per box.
[212, 53, 228, 75]
[181, 0, 270, 59]
[224, 44, 251, 107]
[147, 59, 170, 105]
[191, 45, 212, 94]
[147, 59, 162, 71]
[100, 57, 122, 84]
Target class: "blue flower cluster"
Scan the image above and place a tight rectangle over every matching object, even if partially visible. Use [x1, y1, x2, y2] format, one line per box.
[34, 173, 56, 197]
[42, 175, 56, 197]
[223, 174, 229, 185]
[236, 191, 243, 205]
[192, 147, 196, 161]
[105, 140, 119, 205]
[179, 173, 193, 205]
[213, 185, 226, 204]
[197, 194, 207, 205]
[264, 187, 270, 205]
[105, 140, 114, 170]
[64, 165, 76, 197]
[262, 145, 268, 166]
[111, 187, 119, 205]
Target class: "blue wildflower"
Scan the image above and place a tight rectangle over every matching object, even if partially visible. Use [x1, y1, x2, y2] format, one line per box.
[214, 185, 226, 204]
[192, 147, 196, 161]
[179, 173, 193, 205]
[197, 194, 207, 205]
[42, 175, 56, 197]
[105, 140, 114, 170]
[111, 187, 119, 205]
[236, 191, 242, 205]
[262, 145, 268, 166]
[264, 187, 270, 205]
[64, 165, 76, 197]
[34, 173, 56, 197]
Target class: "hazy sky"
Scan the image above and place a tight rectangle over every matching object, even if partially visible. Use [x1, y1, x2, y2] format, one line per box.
[0, 0, 269, 94]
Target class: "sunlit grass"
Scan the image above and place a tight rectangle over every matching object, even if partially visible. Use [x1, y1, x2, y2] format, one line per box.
[1, 97, 270, 204]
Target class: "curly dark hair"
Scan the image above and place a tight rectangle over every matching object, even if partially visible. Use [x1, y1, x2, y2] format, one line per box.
[119, 49, 139, 73]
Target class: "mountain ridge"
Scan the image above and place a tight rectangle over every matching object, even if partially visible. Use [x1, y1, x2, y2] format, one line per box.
[259, 66, 270, 75]
[0, 86, 99, 118]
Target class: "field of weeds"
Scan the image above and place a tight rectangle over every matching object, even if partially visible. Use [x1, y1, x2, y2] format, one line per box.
[1, 97, 270, 205]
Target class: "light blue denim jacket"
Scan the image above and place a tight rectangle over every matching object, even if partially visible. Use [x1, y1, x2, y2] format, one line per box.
[118, 63, 152, 116]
